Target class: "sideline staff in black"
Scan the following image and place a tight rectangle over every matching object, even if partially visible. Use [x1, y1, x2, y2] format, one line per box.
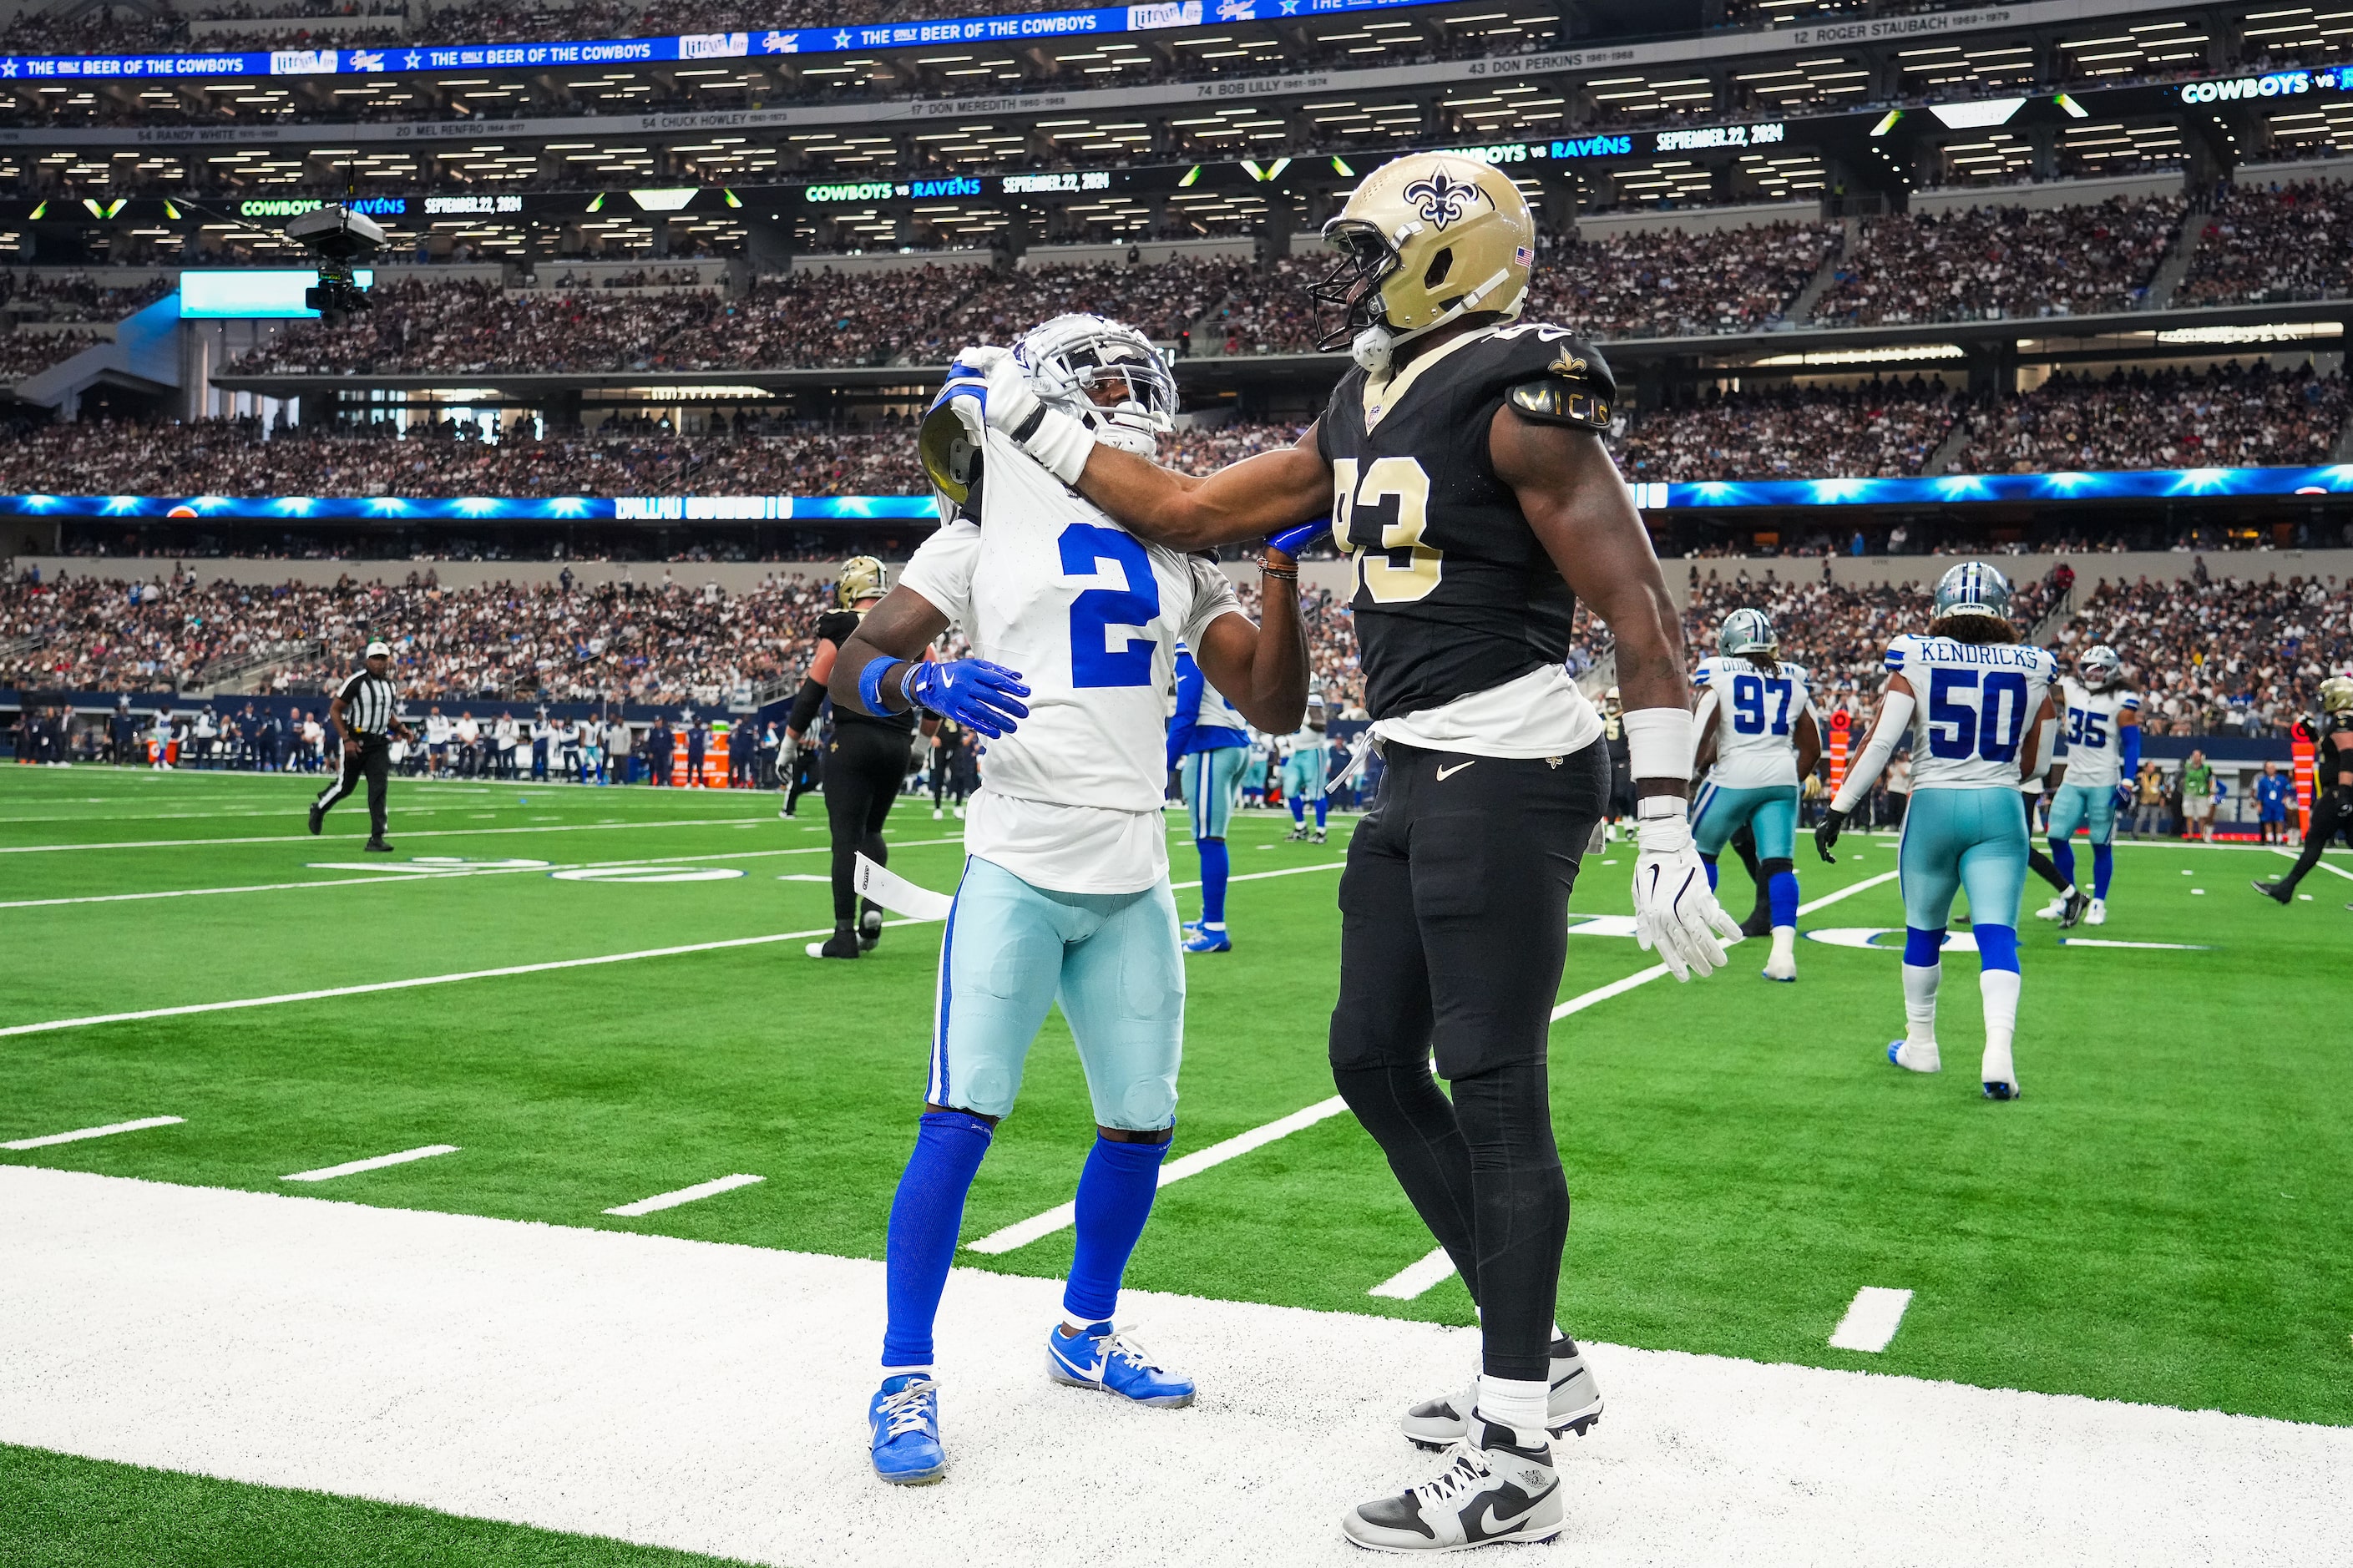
[309, 638, 415, 851]
[787, 557, 930, 959]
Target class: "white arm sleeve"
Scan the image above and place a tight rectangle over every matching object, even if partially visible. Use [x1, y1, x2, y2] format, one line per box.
[1831, 690, 1915, 814]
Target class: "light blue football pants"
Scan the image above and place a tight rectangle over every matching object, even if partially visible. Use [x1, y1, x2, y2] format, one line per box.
[929, 855, 1184, 1131]
[1281, 746, 1328, 802]
[1181, 744, 1245, 839]
[1690, 781, 1799, 860]
[1898, 786, 2031, 931]
[2045, 781, 2117, 847]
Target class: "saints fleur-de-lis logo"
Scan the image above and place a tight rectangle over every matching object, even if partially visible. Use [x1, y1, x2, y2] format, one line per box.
[1402, 169, 1486, 230]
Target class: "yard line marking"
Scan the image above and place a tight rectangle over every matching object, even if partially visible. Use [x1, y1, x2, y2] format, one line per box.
[282, 1145, 459, 1183]
[1550, 870, 1900, 1021]
[1171, 860, 1346, 892]
[1829, 1286, 1914, 1353]
[2275, 847, 2353, 883]
[603, 1174, 765, 1217]
[0, 817, 777, 855]
[1368, 1245, 1458, 1301]
[2, 1115, 184, 1151]
[966, 1095, 1352, 1255]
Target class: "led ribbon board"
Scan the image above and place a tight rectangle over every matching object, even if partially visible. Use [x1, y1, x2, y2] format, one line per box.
[1628, 466, 2353, 510]
[0, 0, 1460, 83]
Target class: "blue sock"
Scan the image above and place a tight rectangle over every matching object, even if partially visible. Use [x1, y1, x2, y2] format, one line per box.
[1197, 837, 1228, 927]
[1289, 794, 1304, 825]
[1313, 796, 1327, 827]
[2049, 837, 2076, 887]
[1769, 870, 1799, 928]
[1063, 1135, 1170, 1324]
[2092, 844, 2114, 899]
[1904, 926, 1946, 966]
[1702, 854, 1720, 892]
[1975, 923, 2021, 974]
[880, 1110, 994, 1369]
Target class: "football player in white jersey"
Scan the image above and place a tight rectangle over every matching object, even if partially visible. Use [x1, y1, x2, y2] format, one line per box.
[842, 314, 1309, 1486]
[1169, 640, 1251, 951]
[1690, 608, 1821, 982]
[1815, 562, 2058, 1100]
[1283, 688, 1333, 844]
[2034, 644, 2138, 928]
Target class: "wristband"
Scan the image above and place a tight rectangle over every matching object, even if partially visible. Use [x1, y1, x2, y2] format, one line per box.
[1259, 558, 1298, 580]
[1622, 706, 1695, 784]
[858, 655, 898, 716]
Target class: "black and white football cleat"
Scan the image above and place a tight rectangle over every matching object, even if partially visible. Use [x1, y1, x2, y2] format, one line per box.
[1343, 1419, 1563, 1553]
[1402, 1336, 1601, 1450]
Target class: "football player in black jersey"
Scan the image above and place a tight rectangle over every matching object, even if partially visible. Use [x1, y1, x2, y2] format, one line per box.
[2254, 676, 2353, 907]
[786, 556, 931, 960]
[957, 150, 1742, 1550]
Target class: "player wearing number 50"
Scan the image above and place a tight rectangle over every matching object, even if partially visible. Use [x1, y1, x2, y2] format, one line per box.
[1690, 609, 1821, 982]
[1815, 562, 2058, 1100]
[845, 313, 1308, 1487]
[940, 152, 1743, 1551]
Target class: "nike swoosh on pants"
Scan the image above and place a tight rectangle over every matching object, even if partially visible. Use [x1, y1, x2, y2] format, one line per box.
[1435, 761, 1476, 781]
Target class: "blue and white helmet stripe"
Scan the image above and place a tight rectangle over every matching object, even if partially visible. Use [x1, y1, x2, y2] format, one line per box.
[1931, 560, 2013, 624]
[1718, 607, 1777, 657]
[2078, 643, 2123, 687]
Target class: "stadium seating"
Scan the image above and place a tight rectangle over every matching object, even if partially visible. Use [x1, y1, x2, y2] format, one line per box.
[1809, 196, 2185, 326]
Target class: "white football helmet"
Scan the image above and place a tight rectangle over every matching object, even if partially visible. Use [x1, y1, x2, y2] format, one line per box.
[1012, 312, 1176, 458]
[2078, 644, 2123, 689]
[1718, 607, 1777, 658]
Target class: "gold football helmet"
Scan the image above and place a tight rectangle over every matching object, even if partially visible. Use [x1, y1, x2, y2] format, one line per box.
[2322, 674, 2353, 715]
[1311, 152, 1536, 372]
[836, 555, 888, 610]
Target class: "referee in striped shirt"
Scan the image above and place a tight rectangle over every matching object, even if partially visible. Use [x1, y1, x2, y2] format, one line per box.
[308, 638, 413, 851]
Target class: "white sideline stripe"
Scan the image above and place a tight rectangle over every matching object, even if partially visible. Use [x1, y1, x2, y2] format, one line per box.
[604, 1174, 764, 1217]
[2276, 847, 2353, 883]
[1367, 1246, 1457, 1301]
[1829, 1286, 1915, 1353]
[0, 816, 773, 855]
[1550, 869, 1900, 1022]
[1171, 859, 1346, 892]
[282, 1145, 459, 1183]
[966, 1096, 1352, 1256]
[2, 1115, 184, 1151]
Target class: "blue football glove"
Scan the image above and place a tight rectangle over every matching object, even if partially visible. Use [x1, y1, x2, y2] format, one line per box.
[2114, 781, 2135, 813]
[1268, 519, 1330, 558]
[903, 658, 1030, 740]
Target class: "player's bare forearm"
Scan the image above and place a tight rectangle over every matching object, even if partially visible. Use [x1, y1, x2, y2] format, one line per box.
[1195, 589, 1309, 735]
[1079, 426, 1332, 551]
[1795, 710, 1822, 779]
[1491, 407, 1688, 796]
[831, 588, 949, 716]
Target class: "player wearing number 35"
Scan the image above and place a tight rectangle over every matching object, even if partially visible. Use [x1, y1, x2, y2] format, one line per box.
[834, 312, 1308, 1487]
[1814, 561, 2060, 1102]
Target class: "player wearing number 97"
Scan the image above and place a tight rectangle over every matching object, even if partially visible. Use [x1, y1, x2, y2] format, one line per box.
[1690, 608, 1821, 983]
[838, 311, 1309, 1488]
[1814, 561, 2058, 1101]
[935, 149, 1742, 1551]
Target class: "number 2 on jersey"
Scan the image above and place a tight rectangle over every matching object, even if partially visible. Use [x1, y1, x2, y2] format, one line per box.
[1332, 456, 1441, 604]
[1058, 524, 1161, 688]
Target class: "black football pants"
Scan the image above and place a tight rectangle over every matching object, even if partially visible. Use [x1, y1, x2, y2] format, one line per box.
[313, 736, 390, 839]
[826, 724, 913, 925]
[1330, 737, 1608, 1383]
[2273, 789, 2353, 893]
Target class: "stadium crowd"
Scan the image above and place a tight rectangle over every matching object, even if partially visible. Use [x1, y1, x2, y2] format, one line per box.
[1953, 362, 2349, 473]
[2175, 179, 2353, 307]
[0, 330, 103, 382]
[0, 271, 172, 324]
[1616, 377, 1961, 482]
[1810, 196, 2186, 325]
[2052, 569, 2353, 737]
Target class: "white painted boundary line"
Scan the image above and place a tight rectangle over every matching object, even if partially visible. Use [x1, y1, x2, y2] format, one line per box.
[0, 815, 776, 855]
[283, 1145, 459, 1183]
[2276, 847, 2353, 883]
[1829, 1286, 1915, 1353]
[2, 1115, 184, 1151]
[1368, 1245, 1457, 1301]
[967, 1096, 1352, 1256]
[603, 1173, 765, 1217]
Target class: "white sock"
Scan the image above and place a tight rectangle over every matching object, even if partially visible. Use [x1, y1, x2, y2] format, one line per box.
[1475, 1373, 1549, 1434]
[1901, 962, 1941, 1046]
[880, 1363, 934, 1381]
[1980, 968, 2021, 1078]
[1769, 926, 1796, 956]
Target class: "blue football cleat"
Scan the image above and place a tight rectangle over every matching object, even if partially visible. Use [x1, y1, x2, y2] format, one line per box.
[1182, 925, 1232, 953]
[1045, 1321, 1196, 1408]
[868, 1373, 945, 1485]
[1982, 1081, 2021, 1100]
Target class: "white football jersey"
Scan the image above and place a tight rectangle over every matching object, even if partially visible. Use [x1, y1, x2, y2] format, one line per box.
[2055, 678, 2138, 789]
[1288, 723, 1328, 754]
[898, 428, 1241, 894]
[1883, 635, 2058, 792]
[1694, 655, 1813, 790]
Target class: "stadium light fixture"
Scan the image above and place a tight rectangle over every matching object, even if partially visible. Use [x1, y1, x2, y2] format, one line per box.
[1868, 110, 1902, 137]
[1929, 98, 2027, 129]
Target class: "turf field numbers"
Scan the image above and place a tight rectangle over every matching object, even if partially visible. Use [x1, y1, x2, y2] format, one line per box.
[3, 1115, 183, 1151]
[1829, 1287, 1913, 1353]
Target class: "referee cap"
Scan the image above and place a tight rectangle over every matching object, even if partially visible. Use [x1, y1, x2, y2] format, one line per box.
[365, 638, 392, 658]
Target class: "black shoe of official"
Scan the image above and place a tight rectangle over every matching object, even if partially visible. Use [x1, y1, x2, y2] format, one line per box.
[363, 837, 393, 852]
[807, 924, 862, 959]
[2058, 889, 2089, 928]
[1738, 907, 1773, 940]
[306, 802, 323, 836]
[859, 907, 883, 953]
[2251, 878, 2293, 905]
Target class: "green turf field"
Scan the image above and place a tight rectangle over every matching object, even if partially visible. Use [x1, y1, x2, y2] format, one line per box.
[3, 759, 2349, 1470]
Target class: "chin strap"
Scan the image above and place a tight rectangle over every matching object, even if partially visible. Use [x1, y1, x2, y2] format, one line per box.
[1353, 280, 1521, 377]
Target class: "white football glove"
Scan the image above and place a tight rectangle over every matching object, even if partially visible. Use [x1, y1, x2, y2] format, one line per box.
[981, 353, 1096, 485]
[1631, 799, 1744, 981]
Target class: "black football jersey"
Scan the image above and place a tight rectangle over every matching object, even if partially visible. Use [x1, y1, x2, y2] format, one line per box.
[816, 607, 917, 731]
[1316, 322, 1614, 722]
